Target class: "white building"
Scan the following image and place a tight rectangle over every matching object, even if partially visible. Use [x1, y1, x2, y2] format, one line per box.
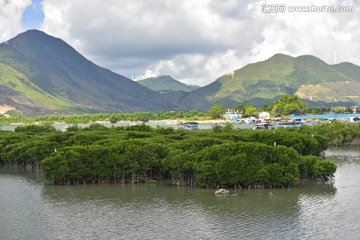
[244, 117, 257, 124]
[258, 112, 270, 122]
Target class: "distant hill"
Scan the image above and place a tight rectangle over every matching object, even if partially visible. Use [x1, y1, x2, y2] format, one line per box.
[181, 54, 360, 110]
[1, 30, 360, 115]
[137, 75, 199, 92]
[0, 30, 177, 115]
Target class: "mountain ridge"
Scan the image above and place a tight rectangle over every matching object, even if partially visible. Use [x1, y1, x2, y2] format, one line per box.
[0, 30, 360, 115]
[137, 75, 199, 92]
[181, 53, 360, 109]
[0, 30, 179, 115]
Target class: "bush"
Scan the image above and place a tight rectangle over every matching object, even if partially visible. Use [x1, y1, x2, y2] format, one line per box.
[15, 124, 57, 133]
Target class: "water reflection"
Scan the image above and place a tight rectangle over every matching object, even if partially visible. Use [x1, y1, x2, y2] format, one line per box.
[37, 177, 338, 239]
[1, 148, 359, 240]
[0, 171, 49, 240]
[297, 147, 360, 240]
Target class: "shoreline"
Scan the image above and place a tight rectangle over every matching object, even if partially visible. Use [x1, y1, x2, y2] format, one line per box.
[3, 119, 232, 126]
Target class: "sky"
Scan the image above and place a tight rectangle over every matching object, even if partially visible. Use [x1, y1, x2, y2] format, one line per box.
[1, 0, 359, 86]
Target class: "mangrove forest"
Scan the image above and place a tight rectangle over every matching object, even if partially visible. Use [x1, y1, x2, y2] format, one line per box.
[0, 124, 336, 188]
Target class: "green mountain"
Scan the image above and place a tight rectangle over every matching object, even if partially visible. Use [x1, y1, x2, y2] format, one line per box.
[138, 75, 199, 92]
[0, 30, 177, 115]
[181, 54, 360, 110]
[1, 30, 360, 115]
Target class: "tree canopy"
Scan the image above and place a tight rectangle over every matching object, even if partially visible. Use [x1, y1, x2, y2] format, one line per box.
[271, 94, 308, 115]
[0, 124, 336, 188]
[208, 104, 227, 119]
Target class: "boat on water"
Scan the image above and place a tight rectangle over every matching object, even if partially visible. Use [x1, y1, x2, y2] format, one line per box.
[253, 123, 275, 130]
[183, 122, 199, 130]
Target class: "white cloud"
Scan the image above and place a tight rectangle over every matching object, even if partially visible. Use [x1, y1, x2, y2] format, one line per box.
[41, 1, 75, 46]
[246, 0, 360, 65]
[0, 0, 31, 41]
[135, 50, 242, 86]
[40, 0, 360, 86]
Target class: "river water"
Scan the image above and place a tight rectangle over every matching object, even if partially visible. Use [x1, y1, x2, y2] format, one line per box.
[0, 148, 359, 240]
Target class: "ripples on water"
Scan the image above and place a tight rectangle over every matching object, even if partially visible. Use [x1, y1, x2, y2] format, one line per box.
[1, 147, 360, 240]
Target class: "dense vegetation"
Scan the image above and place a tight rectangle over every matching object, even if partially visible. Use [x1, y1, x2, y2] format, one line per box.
[289, 121, 360, 146]
[0, 110, 209, 125]
[0, 124, 335, 188]
[2, 93, 357, 126]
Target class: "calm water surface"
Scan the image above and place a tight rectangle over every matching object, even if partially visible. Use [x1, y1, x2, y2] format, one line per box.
[0, 148, 359, 240]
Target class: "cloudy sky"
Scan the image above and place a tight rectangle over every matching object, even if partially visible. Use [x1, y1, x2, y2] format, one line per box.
[1, 0, 359, 86]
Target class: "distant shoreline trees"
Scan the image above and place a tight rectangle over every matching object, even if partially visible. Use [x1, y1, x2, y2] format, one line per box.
[0, 94, 357, 125]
